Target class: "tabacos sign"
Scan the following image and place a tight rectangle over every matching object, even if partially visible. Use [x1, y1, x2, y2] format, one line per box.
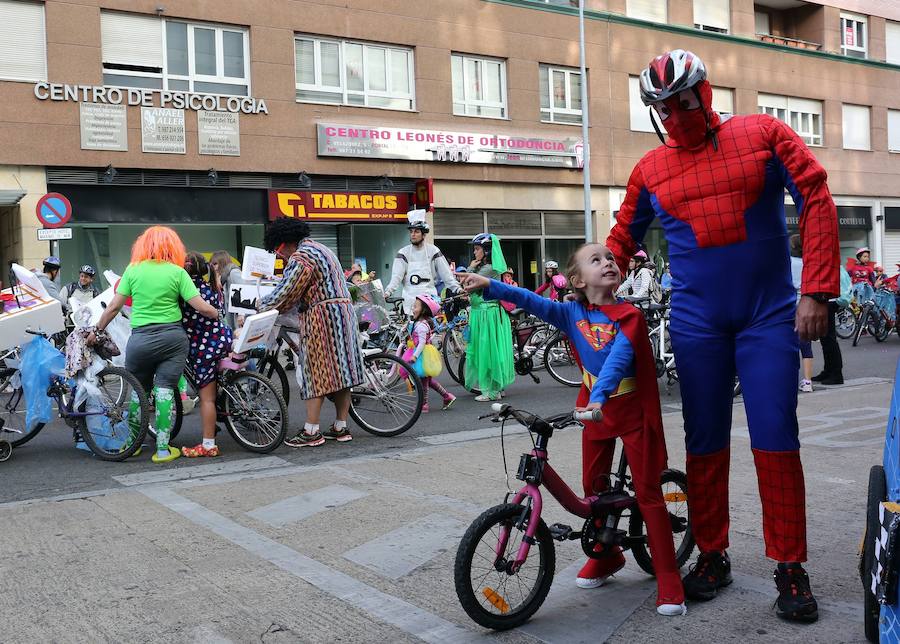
[268, 190, 410, 222]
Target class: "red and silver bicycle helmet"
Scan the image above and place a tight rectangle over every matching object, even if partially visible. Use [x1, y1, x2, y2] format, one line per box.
[639, 49, 707, 106]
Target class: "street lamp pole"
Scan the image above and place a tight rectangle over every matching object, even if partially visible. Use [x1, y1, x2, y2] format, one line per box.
[578, 0, 592, 243]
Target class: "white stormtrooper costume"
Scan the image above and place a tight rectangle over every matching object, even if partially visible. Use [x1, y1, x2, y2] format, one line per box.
[385, 210, 461, 314]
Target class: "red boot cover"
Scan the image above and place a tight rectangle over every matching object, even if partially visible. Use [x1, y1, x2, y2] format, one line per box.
[578, 547, 626, 581]
[686, 448, 730, 553]
[752, 448, 808, 563]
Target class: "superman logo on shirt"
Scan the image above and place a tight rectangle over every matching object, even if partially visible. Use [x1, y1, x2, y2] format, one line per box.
[576, 320, 616, 351]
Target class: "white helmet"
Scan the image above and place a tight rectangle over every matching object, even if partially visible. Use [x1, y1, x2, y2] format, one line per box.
[544, 260, 559, 270]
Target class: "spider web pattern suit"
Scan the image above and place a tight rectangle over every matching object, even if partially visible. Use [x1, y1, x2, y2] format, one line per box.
[607, 113, 840, 562]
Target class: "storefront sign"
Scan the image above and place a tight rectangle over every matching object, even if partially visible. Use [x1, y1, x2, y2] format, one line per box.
[141, 107, 186, 154]
[34, 82, 268, 114]
[785, 206, 871, 229]
[415, 178, 434, 213]
[198, 111, 240, 156]
[79, 103, 127, 152]
[268, 190, 411, 222]
[317, 123, 583, 169]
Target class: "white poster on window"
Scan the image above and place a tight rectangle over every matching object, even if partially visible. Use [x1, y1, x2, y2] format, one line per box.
[80, 103, 128, 151]
[141, 107, 186, 154]
[241, 246, 277, 281]
[198, 110, 240, 156]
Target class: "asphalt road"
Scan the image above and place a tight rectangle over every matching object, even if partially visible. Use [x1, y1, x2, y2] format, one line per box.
[3, 333, 898, 505]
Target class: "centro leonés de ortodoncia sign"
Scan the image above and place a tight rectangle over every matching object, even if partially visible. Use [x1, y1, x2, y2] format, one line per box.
[34, 82, 269, 115]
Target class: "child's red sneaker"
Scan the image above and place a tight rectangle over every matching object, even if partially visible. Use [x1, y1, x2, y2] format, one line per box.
[575, 548, 626, 588]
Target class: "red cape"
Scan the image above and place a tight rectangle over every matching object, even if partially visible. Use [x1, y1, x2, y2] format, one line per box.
[575, 303, 666, 448]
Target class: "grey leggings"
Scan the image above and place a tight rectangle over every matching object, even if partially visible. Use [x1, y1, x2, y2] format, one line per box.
[125, 323, 189, 393]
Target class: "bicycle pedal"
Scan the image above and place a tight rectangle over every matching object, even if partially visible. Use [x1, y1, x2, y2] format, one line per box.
[550, 523, 581, 541]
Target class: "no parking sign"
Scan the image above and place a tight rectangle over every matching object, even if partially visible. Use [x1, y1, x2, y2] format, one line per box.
[35, 192, 72, 229]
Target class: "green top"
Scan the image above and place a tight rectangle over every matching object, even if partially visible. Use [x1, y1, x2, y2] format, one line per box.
[117, 260, 199, 328]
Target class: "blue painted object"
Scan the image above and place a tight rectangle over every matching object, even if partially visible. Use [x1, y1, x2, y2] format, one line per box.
[881, 358, 900, 642]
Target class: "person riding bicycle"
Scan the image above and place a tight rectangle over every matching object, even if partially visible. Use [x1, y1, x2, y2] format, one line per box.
[35, 256, 62, 301]
[606, 48, 840, 622]
[615, 251, 655, 300]
[459, 243, 685, 616]
[535, 261, 564, 301]
[59, 265, 100, 311]
[385, 209, 462, 314]
[180, 252, 233, 458]
[847, 247, 876, 303]
[499, 268, 518, 313]
[404, 294, 455, 412]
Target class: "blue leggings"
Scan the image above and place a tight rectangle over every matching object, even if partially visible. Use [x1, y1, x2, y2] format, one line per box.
[671, 317, 800, 455]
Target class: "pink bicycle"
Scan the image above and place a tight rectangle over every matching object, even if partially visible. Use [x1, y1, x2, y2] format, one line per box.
[454, 403, 694, 630]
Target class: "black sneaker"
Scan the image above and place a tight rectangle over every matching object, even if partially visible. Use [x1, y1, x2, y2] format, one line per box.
[322, 425, 352, 442]
[683, 551, 733, 601]
[283, 431, 325, 448]
[811, 372, 829, 382]
[820, 375, 844, 385]
[774, 563, 818, 622]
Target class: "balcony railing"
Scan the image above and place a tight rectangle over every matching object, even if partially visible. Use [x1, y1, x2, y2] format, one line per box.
[757, 33, 822, 50]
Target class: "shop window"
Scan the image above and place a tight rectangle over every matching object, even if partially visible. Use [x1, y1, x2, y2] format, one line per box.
[540, 64, 582, 125]
[543, 212, 583, 237]
[693, 0, 729, 34]
[842, 104, 871, 150]
[486, 211, 542, 237]
[627, 0, 666, 23]
[887, 21, 900, 65]
[0, 0, 46, 82]
[755, 10, 771, 35]
[100, 11, 249, 95]
[451, 54, 507, 119]
[840, 12, 867, 59]
[295, 36, 414, 111]
[758, 94, 823, 147]
[432, 210, 485, 237]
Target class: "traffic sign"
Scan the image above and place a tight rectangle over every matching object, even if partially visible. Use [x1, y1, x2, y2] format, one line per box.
[35, 192, 72, 229]
[37, 228, 72, 241]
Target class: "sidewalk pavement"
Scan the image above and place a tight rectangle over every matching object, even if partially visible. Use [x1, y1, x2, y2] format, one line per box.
[0, 378, 887, 643]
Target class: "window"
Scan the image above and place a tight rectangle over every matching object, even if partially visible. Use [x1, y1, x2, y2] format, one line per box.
[887, 21, 900, 65]
[100, 12, 249, 95]
[295, 36, 414, 111]
[0, 0, 46, 82]
[840, 12, 867, 59]
[712, 87, 733, 117]
[540, 64, 582, 124]
[755, 10, 770, 35]
[693, 0, 729, 33]
[628, 76, 653, 132]
[758, 94, 823, 146]
[627, 0, 667, 23]
[842, 104, 870, 150]
[889, 110, 900, 153]
[451, 54, 507, 119]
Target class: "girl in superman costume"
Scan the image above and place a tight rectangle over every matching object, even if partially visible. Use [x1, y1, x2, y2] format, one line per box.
[607, 49, 840, 622]
[459, 243, 686, 617]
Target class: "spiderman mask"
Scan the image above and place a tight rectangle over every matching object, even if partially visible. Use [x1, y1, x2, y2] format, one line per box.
[654, 80, 719, 149]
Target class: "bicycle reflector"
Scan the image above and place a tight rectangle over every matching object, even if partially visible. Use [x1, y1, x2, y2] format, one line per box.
[664, 491, 687, 503]
[482, 588, 510, 613]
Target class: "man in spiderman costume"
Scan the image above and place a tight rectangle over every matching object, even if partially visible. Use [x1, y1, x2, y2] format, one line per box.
[607, 49, 839, 622]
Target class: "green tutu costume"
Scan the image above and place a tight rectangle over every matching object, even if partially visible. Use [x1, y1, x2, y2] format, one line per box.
[465, 235, 515, 398]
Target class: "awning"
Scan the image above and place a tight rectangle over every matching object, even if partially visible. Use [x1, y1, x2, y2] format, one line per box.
[0, 190, 26, 207]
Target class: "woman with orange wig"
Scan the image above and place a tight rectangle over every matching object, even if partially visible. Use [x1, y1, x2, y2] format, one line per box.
[90, 226, 218, 463]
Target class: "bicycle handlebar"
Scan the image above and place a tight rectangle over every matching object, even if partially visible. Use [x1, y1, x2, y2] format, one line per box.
[574, 409, 603, 423]
[25, 328, 49, 338]
[490, 403, 600, 427]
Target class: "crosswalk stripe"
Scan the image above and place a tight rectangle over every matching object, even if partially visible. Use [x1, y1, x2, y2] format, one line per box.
[246, 485, 367, 527]
[343, 513, 468, 579]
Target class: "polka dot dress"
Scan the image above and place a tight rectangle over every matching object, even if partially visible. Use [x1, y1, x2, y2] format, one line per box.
[181, 280, 233, 387]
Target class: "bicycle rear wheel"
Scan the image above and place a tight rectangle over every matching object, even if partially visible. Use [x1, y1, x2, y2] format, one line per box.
[350, 352, 423, 437]
[853, 306, 871, 347]
[835, 308, 856, 339]
[222, 371, 288, 453]
[79, 366, 150, 461]
[256, 354, 291, 406]
[0, 367, 43, 448]
[543, 334, 581, 387]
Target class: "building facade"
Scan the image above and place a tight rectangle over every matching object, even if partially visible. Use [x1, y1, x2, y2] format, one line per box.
[1, 0, 899, 287]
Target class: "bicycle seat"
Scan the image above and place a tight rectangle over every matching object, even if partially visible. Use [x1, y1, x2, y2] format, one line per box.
[218, 353, 248, 372]
[509, 308, 526, 318]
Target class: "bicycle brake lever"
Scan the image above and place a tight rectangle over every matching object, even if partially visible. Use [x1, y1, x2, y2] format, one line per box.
[477, 412, 495, 420]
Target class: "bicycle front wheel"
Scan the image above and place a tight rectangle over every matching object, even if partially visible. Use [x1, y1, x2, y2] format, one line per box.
[835, 308, 856, 339]
[454, 503, 555, 631]
[349, 352, 423, 437]
[442, 328, 467, 385]
[222, 371, 288, 453]
[256, 354, 291, 406]
[79, 366, 150, 461]
[0, 367, 43, 448]
[543, 334, 581, 387]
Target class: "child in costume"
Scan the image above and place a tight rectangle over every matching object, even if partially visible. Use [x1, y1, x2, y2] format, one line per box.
[463, 233, 515, 402]
[458, 242, 686, 616]
[180, 252, 233, 458]
[847, 247, 876, 303]
[404, 294, 456, 412]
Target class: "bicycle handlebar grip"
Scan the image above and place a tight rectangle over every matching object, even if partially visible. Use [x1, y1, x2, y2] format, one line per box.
[491, 403, 508, 414]
[574, 409, 603, 423]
